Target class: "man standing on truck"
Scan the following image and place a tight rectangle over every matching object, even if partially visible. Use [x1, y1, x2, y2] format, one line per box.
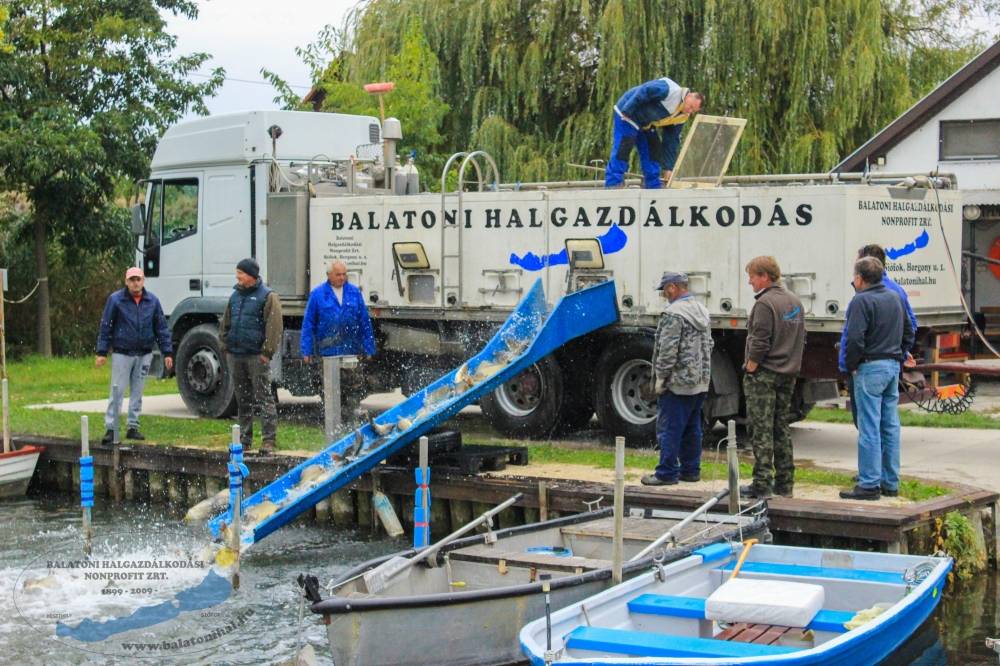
[838, 244, 918, 426]
[96, 267, 173, 444]
[641, 272, 713, 486]
[301, 261, 376, 413]
[741, 256, 806, 500]
[220, 258, 283, 454]
[605, 77, 704, 189]
[839, 257, 914, 501]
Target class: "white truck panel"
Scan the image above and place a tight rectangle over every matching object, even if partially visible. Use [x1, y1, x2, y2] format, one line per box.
[309, 185, 964, 326]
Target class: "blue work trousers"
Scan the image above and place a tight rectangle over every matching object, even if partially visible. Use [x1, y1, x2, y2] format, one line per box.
[605, 113, 661, 189]
[654, 392, 706, 481]
[853, 360, 901, 492]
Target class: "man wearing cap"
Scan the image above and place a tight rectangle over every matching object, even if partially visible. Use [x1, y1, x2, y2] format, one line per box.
[96, 267, 173, 444]
[220, 258, 284, 453]
[642, 272, 713, 486]
[741, 256, 806, 499]
[605, 77, 705, 189]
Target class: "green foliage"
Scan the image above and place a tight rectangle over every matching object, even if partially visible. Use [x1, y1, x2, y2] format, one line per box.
[291, 0, 993, 183]
[0, 0, 223, 353]
[936, 511, 987, 580]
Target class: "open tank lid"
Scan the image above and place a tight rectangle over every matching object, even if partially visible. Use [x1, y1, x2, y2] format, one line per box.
[150, 110, 382, 171]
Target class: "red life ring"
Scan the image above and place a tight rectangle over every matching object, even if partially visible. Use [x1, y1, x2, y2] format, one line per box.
[990, 236, 1000, 280]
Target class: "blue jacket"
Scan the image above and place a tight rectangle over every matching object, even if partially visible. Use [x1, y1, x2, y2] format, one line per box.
[96, 288, 172, 357]
[843, 283, 915, 373]
[300, 282, 375, 357]
[615, 78, 689, 171]
[838, 274, 917, 372]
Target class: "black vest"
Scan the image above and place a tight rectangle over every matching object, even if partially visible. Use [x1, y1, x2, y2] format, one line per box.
[225, 281, 271, 355]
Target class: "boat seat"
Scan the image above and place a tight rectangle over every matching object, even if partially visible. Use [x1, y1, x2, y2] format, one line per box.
[628, 594, 854, 633]
[565, 626, 799, 658]
[446, 544, 608, 573]
[715, 561, 904, 584]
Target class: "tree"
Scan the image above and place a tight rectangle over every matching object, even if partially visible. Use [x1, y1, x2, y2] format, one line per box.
[296, 0, 995, 183]
[0, 1, 222, 355]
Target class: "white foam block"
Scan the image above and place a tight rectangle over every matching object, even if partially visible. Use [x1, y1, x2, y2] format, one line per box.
[705, 578, 825, 628]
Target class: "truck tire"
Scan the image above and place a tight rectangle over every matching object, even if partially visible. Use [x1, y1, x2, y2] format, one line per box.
[176, 323, 237, 418]
[593, 336, 657, 445]
[480, 356, 565, 438]
[557, 354, 596, 433]
[790, 382, 815, 423]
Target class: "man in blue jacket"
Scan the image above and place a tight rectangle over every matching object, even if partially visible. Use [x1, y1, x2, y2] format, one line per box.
[301, 261, 376, 411]
[605, 77, 704, 189]
[839, 257, 915, 501]
[838, 244, 917, 426]
[95, 267, 173, 444]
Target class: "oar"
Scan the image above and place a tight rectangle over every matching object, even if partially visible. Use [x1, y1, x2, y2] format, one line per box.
[629, 488, 730, 562]
[728, 538, 759, 580]
[363, 492, 523, 593]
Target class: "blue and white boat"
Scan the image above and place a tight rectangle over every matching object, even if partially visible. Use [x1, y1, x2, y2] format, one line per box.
[520, 542, 952, 665]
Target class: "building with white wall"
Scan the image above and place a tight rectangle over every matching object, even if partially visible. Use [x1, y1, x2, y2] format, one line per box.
[834, 41, 1000, 332]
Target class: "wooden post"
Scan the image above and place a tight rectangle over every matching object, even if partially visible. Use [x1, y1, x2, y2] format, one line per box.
[80, 415, 93, 556]
[612, 436, 625, 584]
[727, 420, 740, 514]
[315, 498, 331, 523]
[323, 356, 343, 442]
[331, 489, 354, 527]
[0, 268, 8, 453]
[538, 480, 549, 522]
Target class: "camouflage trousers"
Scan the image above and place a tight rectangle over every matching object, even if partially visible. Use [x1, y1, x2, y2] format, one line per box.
[743, 368, 797, 494]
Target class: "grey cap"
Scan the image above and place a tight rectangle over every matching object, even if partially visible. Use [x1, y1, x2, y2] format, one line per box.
[655, 271, 688, 289]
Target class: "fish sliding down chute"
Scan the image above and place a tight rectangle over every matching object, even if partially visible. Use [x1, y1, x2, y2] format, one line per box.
[206, 278, 620, 548]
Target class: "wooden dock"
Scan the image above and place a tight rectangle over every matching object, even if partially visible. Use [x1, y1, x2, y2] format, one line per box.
[19, 434, 998, 564]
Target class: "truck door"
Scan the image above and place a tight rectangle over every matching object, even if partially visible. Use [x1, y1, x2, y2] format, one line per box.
[142, 175, 202, 314]
[201, 169, 251, 299]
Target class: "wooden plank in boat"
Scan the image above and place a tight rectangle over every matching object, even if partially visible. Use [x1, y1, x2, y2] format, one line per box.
[447, 543, 609, 572]
[559, 515, 712, 543]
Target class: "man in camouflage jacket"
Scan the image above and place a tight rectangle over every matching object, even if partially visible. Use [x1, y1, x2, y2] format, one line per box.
[642, 272, 714, 486]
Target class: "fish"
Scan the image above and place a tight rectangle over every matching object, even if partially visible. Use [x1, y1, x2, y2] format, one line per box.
[214, 546, 239, 568]
[424, 384, 455, 406]
[504, 336, 529, 357]
[184, 489, 230, 523]
[454, 362, 474, 390]
[196, 543, 220, 566]
[370, 418, 394, 437]
[473, 361, 505, 382]
[396, 417, 413, 431]
[347, 430, 365, 458]
[412, 406, 430, 422]
[296, 464, 326, 489]
[22, 575, 59, 593]
[244, 500, 279, 524]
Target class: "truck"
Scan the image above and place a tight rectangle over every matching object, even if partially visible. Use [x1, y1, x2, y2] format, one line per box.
[135, 110, 967, 442]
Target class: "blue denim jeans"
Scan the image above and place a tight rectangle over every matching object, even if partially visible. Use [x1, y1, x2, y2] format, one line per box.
[853, 359, 901, 491]
[654, 392, 706, 481]
[605, 113, 661, 188]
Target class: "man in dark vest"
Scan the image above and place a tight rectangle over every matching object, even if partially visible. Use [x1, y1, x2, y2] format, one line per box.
[220, 258, 283, 453]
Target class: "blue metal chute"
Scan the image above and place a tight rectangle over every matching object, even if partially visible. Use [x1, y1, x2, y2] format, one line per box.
[206, 278, 619, 547]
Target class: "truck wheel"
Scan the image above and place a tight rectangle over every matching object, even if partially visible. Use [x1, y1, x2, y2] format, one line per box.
[480, 356, 564, 438]
[176, 323, 236, 418]
[593, 336, 657, 445]
[789, 382, 815, 423]
[557, 354, 596, 433]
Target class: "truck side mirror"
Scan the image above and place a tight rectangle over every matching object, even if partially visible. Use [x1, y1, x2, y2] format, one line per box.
[131, 203, 146, 236]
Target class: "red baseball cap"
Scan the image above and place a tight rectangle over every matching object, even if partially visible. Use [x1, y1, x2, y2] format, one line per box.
[125, 267, 144, 279]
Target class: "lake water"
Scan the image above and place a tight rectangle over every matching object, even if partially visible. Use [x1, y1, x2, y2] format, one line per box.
[1, 494, 997, 665]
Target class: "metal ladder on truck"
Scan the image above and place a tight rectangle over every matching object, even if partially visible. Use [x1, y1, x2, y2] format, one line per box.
[439, 151, 501, 307]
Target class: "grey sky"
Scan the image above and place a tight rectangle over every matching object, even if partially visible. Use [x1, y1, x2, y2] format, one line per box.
[164, 0, 359, 118]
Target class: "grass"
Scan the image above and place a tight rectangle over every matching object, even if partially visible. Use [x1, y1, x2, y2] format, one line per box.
[806, 406, 1000, 429]
[2, 355, 956, 498]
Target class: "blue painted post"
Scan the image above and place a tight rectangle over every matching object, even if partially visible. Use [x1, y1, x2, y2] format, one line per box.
[413, 435, 431, 548]
[80, 415, 94, 557]
[228, 425, 249, 590]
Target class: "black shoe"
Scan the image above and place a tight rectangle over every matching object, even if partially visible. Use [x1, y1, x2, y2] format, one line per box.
[774, 487, 794, 498]
[881, 487, 899, 497]
[101, 429, 114, 445]
[839, 485, 881, 500]
[679, 474, 701, 483]
[641, 474, 678, 486]
[740, 484, 772, 499]
[125, 428, 145, 441]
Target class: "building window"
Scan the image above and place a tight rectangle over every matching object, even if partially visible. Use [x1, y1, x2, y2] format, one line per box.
[939, 119, 1000, 161]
